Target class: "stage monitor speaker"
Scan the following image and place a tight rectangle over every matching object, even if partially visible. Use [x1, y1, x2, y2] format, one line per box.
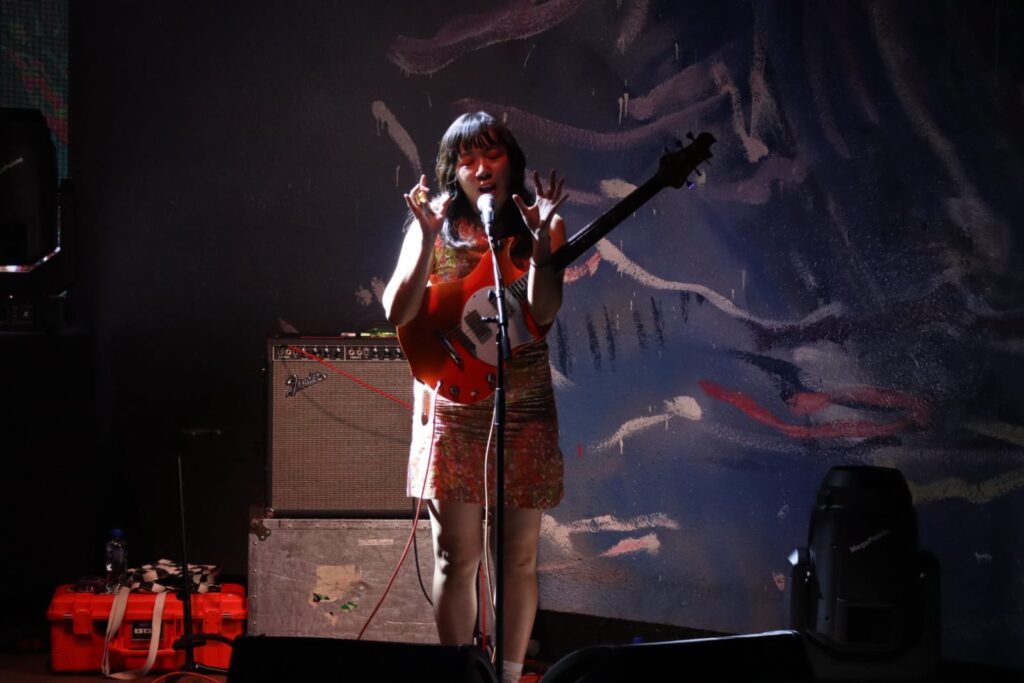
[227, 636, 496, 683]
[267, 337, 415, 517]
[538, 630, 814, 683]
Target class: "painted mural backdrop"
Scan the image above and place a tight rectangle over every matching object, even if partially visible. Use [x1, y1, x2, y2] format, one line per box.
[68, 0, 1022, 671]
[360, 1, 1022, 667]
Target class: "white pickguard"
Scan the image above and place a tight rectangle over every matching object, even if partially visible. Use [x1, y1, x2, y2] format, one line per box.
[459, 287, 535, 365]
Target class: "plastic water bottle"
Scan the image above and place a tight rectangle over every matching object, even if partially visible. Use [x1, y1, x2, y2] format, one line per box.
[104, 528, 127, 591]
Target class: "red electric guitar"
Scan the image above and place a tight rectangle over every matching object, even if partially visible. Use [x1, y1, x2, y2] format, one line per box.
[397, 132, 716, 404]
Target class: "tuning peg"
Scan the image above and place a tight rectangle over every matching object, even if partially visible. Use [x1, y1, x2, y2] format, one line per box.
[694, 168, 702, 176]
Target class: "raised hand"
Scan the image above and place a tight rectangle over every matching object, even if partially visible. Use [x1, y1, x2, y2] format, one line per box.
[512, 169, 568, 248]
[403, 174, 451, 237]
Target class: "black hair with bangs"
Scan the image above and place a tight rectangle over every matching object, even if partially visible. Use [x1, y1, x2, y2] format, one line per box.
[434, 111, 535, 251]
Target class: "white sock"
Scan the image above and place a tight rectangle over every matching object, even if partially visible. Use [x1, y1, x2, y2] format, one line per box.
[501, 659, 523, 683]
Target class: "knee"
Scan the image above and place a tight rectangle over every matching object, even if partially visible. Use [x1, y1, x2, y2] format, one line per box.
[435, 538, 482, 583]
[502, 545, 538, 580]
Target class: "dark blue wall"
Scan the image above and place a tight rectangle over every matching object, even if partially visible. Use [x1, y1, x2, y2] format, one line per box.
[61, 0, 1024, 668]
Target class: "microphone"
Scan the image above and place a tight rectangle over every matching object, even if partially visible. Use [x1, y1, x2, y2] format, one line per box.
[477, 193, 496, 238]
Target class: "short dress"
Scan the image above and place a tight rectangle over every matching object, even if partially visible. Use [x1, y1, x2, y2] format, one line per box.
[406, 217, 564, 510]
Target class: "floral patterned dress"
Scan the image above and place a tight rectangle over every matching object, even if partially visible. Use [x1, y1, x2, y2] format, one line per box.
[406, 217, 564, 509]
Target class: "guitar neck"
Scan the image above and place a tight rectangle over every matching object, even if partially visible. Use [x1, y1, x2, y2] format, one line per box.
[550, 175, 665, 272]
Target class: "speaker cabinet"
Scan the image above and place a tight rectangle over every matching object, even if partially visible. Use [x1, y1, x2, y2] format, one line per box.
[267, 337, 414, 516]
[248, 518, 436, 643]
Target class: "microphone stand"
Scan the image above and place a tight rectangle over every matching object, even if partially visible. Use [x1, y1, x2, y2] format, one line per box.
[481, 200, 511, 683]
[163, 428, 234, 682]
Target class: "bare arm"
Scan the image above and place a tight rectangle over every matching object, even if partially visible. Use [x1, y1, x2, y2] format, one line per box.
[526, 215, 566, 327]
[381, 176, 451, 327]
[514, 170, 569, 328]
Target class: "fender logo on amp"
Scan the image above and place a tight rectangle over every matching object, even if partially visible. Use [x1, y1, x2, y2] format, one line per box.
[284, 370, 327, 397]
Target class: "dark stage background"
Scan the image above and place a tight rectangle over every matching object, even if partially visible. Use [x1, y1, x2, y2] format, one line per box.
[3, 0, 1023, 671]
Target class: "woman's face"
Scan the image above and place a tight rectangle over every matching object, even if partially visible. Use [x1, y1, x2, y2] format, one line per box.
[455, 140, 512, 216]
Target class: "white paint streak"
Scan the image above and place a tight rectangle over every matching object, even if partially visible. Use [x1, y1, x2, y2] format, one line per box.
[523, 43, 536, 68]
[872, 4, 1009, 267]
[371, 101, 423, 178]
[386, 0, 586, 75]
[355, 278, 388, 307]
[355, 286, 374, 307]
[615, 0, 648, 54]
[802, 5, 851, 158]
[748, 24, 780, 144]
[710, 62, 769, 163]
[596, 239, 844, 328]
[550, 364, 574, 390]
[541, 512, 681, 556]
[963, 421, 1024, 448]
[594, 414, 670, 453]
[909, 468, 1024, 504]
[599, 178, 637, 199]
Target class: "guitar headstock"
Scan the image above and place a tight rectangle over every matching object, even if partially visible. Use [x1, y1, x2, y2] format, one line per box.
[657, 131, 716, 189]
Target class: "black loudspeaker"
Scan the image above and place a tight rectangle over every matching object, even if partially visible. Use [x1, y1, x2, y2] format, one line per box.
[226, 636, 496, 683]
[538, 631, 814, 683]
[266, 337, 415, 516]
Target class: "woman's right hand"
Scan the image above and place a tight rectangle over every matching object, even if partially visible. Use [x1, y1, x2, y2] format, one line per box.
[404, 175, 451, 237]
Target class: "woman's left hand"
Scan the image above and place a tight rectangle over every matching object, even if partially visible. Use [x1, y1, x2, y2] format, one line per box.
[513, 169, 568, 256]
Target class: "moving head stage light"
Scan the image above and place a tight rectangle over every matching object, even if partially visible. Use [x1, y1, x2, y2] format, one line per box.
[788, 466, 939, 681]
[0, 108, 74, 329]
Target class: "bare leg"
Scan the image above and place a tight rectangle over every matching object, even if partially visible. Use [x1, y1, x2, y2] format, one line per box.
[497, 506, 543, 666]
[428, 499, 485, 645]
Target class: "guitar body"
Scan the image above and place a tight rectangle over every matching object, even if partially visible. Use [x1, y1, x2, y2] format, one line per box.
[397, 239, 549, 404]
[396, 131, 716, 405]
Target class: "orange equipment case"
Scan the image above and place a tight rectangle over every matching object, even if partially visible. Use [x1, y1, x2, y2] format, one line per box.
[47, 583, 247, 673]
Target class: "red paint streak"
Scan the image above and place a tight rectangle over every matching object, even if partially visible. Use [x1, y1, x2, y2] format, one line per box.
[698, 380, 930, 439]
[564, 252, 602, 284]
[576, 442, 584, 458]
[600, 534, 659, 558]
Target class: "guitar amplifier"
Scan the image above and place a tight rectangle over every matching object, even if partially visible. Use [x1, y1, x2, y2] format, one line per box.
[267, 337, 415, 517]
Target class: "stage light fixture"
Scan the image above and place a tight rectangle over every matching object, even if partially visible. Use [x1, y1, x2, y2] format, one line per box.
[0, 108, 59, 273]
[788, 465, 939, 681]
[1, 108, 74, 329]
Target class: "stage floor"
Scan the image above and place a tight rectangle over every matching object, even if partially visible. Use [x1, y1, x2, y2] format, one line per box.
[0, 651, 227, 682]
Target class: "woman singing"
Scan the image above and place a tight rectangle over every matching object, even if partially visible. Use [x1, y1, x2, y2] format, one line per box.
[382, 111, 567, 683]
